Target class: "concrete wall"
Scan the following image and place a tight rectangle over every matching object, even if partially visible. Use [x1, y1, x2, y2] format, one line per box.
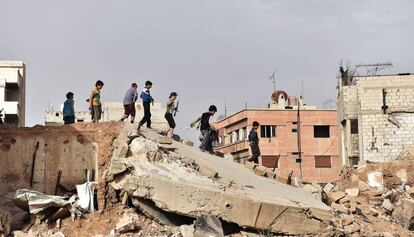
[0, 125, 100, 194]
[337, 74, 414, 165]
[215, 109, 340, 184]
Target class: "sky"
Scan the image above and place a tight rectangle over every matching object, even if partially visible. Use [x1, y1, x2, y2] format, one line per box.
[1, 0, 413, 140]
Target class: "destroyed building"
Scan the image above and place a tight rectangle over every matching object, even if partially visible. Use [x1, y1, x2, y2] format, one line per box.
[0, 61, 26, 126]
[214, 91, 340, 184]
[337, 70, 414, 166]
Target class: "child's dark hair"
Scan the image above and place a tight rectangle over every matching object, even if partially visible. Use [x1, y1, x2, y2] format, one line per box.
[252, 121, 260, 127]
[66, 92, 74, 99]
[209, 105, 217, 112]
[132, 83, 138, 87]
[169, 92, 178, 98]
[145, 81, 153, 86]
[96, 80, 104, 87]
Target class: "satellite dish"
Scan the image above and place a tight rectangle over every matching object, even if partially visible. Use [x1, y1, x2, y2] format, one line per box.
[271, 91, 288, 103]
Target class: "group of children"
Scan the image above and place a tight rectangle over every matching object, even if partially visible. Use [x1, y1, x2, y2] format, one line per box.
[62, 80, 261, 160]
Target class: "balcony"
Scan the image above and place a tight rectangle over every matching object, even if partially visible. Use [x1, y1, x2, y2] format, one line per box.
[1, 101, 19, 115]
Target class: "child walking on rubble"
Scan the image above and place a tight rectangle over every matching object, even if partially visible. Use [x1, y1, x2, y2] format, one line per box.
[137, 81, 154, 130]
[120, 83, 138, 123]
[247, 121, 261, 164]
[165, 92, 178, 137]
[190, 105, 218, 153]
[89, 80, 104, 123]
[63, 92, 75, 125]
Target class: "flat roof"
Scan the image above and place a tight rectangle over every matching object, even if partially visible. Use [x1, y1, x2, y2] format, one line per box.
[216, 107, 337, 123]
[0, 61, 25, 67]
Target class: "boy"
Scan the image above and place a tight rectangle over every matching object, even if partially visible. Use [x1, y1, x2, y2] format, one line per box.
[120, 83, 138, 123]
[137, 81, 154, 130]
[248, 121, 261, 164]
[190, 105, 217, 152]
[165, 92, 178, 137]
[89, 80, 104, 123]
[63, 92, 75, 124]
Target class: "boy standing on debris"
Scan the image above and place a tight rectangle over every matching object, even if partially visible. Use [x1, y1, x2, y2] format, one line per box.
[89, 80, 104, 123]
[63, 92, 75, 125]
[120, 83, 138, 123]
[190, 105, 217, 152]
[248, 121, 261, 164]
[137, 81, 154, 130]
[165, 92, 178, 138]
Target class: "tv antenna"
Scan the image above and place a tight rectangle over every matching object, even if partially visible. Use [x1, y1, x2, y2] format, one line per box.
[355, 62, 393, 76]
[269, 70, 277, 92]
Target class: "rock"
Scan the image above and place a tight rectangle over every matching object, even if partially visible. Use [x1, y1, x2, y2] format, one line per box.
[344, 223, 360, 234]
[392, 198, 414, 230]
[115, 212, 140, 234]
[341, 215, 354, 226]
[0, 209, 11, 237]
[358, 180, 371, 192]
[12, 231, 27, 237]
[303, 184, 319, 194]
[199, 166, 219, 179]
[51, 232, 65, 237]
[193, 215, 224, 237]
[328, 191, 346, 203]
[181, 140, 194, 147]
[244, 161, 257, 171]
[323, 183, 335, 193]
[253, 165, 267, 176]
[382, 232, 394, 237]
[180, 225, 195, 237]
[345, 188, 360, 197]
[156, 137, 173, 145]
[331, 203, 349, 214]
[382, 199, 394, 212]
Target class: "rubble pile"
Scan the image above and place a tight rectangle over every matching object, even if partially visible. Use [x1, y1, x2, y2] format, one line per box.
[302, 164, 414, 237]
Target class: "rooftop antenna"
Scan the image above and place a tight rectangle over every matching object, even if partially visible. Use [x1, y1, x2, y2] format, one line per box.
[355, 62, 393, 76]
[269, 69, 277, 92]
[301, 80, 304, 98]
[224, 101, 228, 117]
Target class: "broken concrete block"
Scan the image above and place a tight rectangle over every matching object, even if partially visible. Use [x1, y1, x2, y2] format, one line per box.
[328, 191, 346, 203]
[181, 139, 194, 147]
[244, 161, 257, 171]
[382, 199, 394, 212]
[392, 199, 414, 230]
[253, 165, 267, 176]
[358, 180, 371, 192]
[265, 169, 275, 179]
[199, 166, 219, 179]
[180, 225, 195, 237]
[116, 129, 332, 235]
[113, 145, 129, 158]
[194, 215, 224, 237]
[323, 183, 334, 193]
[155, 136, 173, 145]
[345, 188, 360, 197]
[115, 212, 140, 234]
[331, 203, 349, 214]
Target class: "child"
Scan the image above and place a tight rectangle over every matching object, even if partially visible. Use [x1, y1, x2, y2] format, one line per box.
[165, 92, 178, 137]
[89, 80, 104, 123]
[247, 121, 261, 164]
[120, 83, 138, 123]
[190, 105, 217, 152]
[137, 81, 153, 130]
[63, 92, 75, 124]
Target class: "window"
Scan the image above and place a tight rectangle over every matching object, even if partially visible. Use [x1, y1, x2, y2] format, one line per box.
[242, 127, 247, 140]
[314, 125, 330, 138]
[261, 125, 276, 138]
[350, 119, 358, 134]
[261, 155, 279, 168]
[315, 156, 331, 168]
[292, 128, 297, 133]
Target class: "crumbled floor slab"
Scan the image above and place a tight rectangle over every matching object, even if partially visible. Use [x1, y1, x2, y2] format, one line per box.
[108, 126, 331, 235]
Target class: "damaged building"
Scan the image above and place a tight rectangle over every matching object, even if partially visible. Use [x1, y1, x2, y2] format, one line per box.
[337, 70, 414, 166]
[214, 91, 340, 185]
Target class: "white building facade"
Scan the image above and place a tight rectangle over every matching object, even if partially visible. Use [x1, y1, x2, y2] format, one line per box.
[0, 61, 26, 126]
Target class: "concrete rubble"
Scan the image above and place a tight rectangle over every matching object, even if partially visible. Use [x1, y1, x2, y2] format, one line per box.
[108, 126, 331, 235]
[2, 122, 414, 236]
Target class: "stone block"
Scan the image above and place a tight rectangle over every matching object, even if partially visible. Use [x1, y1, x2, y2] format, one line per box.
[244, 161, 257, 171]
[392, 198, 414, 230]
[382, 199, 394, 212]
[328, 191, 346, 203]
[199, 166, 219, 179]
[345, 188, 360, 197]
[115, 212, 140, 234]
[156, 137, 173, 145]
[331, 203, 349, 214]
[323, 183, 334, 193]
[253, 165, 267, 176]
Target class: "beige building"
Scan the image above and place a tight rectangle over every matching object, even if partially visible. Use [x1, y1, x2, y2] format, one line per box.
[0, 61, 26, 126]
[45, 102, 168, 129]
[337, 71, 414, 166]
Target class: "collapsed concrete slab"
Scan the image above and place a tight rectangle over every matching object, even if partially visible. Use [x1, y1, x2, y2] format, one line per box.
[108, 126, 331, 235]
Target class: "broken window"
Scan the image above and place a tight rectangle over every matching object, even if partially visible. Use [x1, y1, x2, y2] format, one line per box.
[315, 156, 331, 168]
[313, 125, 330, 138]
[260, 125, 276, 138]
[350, 119, 358, 134]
